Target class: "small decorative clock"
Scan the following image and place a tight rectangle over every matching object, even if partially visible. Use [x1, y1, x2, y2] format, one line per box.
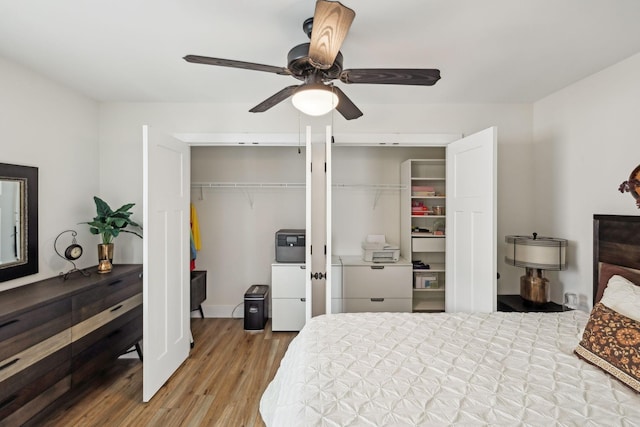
[54, 229, 90, 279]
[64, 241, 83, 260]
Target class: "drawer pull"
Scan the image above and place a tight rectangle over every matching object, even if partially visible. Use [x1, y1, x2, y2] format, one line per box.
[107, 329, 122, 338]
[371, 298, 385, 302]
[108, 279, 123, 287]
[0, 358, 19, 372]
[0, 394, 17, 411]
[110, 304, 124, 312]
[299, 265, 306, 270]
[370, 266, 385, 270]
[300, 298, 306, 302]
[0, 319, 19, 329]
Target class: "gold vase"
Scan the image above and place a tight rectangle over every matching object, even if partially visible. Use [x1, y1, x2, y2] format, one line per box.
[97, 243, 114, 274]
[520, 268, 550, 304]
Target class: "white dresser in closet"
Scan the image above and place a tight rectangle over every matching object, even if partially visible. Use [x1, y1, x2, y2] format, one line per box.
[340, 256, 412, 313]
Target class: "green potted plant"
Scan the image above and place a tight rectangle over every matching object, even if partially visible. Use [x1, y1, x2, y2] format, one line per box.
[83, 196, 142, 273]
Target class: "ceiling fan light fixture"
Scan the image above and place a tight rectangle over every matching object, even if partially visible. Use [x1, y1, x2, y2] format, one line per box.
[292, 84, 339, 116]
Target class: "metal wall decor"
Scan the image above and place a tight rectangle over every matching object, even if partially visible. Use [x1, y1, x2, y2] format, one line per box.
[619, 164, 640, 208]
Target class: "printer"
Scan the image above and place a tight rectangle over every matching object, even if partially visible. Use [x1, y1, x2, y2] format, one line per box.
[361, 234, 400, 263]
[275, 229, 305, 263]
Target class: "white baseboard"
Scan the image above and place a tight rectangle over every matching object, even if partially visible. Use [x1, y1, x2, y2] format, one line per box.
[192, 303, 245, 318]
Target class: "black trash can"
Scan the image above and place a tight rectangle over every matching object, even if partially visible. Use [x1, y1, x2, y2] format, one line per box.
[244, 285, 269, 331]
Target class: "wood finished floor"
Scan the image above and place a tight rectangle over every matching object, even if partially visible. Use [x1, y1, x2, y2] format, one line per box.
[45, 318, 297, 427]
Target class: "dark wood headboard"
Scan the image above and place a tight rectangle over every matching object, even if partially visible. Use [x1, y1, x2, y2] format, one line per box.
[593, 214, 640, 303]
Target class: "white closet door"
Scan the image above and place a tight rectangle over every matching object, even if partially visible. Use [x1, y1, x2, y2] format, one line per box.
[325, 125, 333, 314]
[142, 125, 191, 401]
[305, 126, 313, 322]
[445, 127, 497, 313]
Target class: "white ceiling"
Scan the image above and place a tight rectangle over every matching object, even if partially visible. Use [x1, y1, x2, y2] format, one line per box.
[1, 0, 640, 108]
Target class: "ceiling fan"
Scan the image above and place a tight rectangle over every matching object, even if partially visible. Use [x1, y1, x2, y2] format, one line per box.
[183, 0, 441, 120]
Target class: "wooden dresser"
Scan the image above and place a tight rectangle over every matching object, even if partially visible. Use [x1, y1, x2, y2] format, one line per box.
[0, 264, 142, 426]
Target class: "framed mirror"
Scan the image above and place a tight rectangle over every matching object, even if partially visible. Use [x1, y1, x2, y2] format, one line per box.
[0, 162, 38, 282]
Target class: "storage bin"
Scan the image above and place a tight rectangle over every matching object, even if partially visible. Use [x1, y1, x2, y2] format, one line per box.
[412, 186, 435, 196]
[412, 237, 446, 252]
[415, 273, 438, 289]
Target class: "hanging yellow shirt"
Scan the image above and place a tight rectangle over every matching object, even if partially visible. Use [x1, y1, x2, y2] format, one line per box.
[190, 203, 202, 251]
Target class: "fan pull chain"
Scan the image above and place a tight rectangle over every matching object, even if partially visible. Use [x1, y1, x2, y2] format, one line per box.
[298, 112, 302, 154]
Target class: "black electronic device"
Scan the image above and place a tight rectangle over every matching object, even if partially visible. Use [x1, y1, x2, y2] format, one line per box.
[275, 229, 305, 263]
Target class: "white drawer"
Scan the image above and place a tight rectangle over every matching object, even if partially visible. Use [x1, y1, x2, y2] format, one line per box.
[271, 298, 306, 331]
[343, 265, 411, 298]
[412, 237, 445, 252]
[343, 298, 412, 313]
[271, 264, 307, 298]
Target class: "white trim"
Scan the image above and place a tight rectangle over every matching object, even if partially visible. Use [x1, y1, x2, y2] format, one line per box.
[174, 132, 463, 147]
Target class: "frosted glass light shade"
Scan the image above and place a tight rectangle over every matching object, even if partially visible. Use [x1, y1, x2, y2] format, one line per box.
[505, 235, 567, 270]
[292, 85, 339, 116]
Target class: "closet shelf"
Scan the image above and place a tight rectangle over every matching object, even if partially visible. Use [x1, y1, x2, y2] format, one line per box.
[192, 182, 305, 189]
[191, 182, 407, 190]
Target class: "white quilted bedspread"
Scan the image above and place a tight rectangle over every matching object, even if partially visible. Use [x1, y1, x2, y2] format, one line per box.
[260, 311, 640, 426]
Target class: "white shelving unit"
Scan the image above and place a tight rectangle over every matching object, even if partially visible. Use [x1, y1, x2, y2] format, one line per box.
[400, 157, 447, 312]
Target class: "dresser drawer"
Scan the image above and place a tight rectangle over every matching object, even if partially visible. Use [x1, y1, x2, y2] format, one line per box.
[72, 310, 142, 386]
[271, 264, 306, 298]
[343, 298, 412, 313]
[0, 361, 70, 426]
[72, 269, 142, 323]
[0, 299, 71, 362]
[71, 292, 142, 346]
[0, 345, 70, 414]
[342, 265, 412, 299]
[72, 303, 142, 357]
[271, 298, 306, 331]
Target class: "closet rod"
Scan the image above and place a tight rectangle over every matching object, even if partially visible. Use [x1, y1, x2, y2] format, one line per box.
[191, 182, 305, 189]
[191, 182, 407, 190]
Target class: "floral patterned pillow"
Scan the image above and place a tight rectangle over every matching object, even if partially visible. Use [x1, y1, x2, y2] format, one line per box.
[575, 302, 640, 392]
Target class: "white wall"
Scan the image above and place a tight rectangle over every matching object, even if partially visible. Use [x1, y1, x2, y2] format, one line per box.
[533, 52, 640, 307]
[2, 49, 636, 310]
[98, 102, 533, 314]
[0, 56, 99, 291]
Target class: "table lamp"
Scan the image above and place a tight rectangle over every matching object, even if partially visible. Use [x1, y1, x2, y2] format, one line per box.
[505, 233, 567, 304]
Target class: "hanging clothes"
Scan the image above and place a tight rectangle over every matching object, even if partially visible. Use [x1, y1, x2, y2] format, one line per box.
[191, 203, 202, 251]
[190, 203, 201, 270]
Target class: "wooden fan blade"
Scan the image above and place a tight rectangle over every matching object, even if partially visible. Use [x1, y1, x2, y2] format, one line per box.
[184, 55, 291, 76]
[308, 0, 355, 70]
[340, 68, 441, 86]
[249, 85, 300, 113]
[332, 86, 363, 120]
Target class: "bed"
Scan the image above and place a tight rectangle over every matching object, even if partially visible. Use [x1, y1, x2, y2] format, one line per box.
[260, 215, 640, 426]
